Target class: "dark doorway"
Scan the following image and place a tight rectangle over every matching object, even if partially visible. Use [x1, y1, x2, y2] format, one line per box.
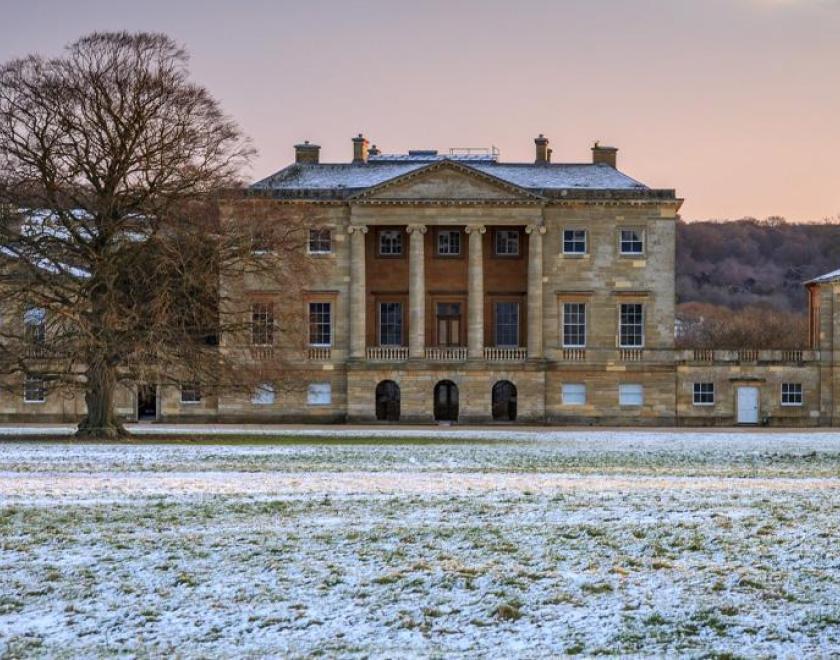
[434, 380, 459, 422]
[492, 380, 518, 421]
[375, 380, 401, 422]
[137, 385, 157, 420]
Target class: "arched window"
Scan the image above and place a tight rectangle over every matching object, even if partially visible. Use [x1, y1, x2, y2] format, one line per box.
[433, 380, 459, 422]
[492, 381, 517, 421]
[375, 380, 401, 422]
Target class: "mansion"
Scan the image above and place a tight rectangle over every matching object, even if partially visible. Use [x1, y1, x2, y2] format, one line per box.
[5, 135, 840, 425]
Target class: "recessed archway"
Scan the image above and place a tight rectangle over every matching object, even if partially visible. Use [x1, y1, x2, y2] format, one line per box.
[433, 380, 459, 422]
[492, 380, 517, 421]
[375, 380, 401, 422]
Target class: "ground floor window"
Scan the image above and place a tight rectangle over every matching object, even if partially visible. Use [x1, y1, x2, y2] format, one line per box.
[23, 376, 45, 403]
[251, 383, 276, 405]
[693, 383, 715, 405]
[308, 383, 332, 405]
[181, 383, 201, 404]
[562, 383, 586, 406]
[619, 384, 644, 406]
[781, 383, 803, 406]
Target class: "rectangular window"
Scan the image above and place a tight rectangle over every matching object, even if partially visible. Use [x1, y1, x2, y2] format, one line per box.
[562, 383, 587, 406]
[563, 303, 586, 347]
[379, 302, 403, 346]
[251, 383, 276, 405]
[781, 383, 803, 406]
[620, 229, 644, 255]
[437, 230, 461, 256]
[619, 384, 644, 406]
[378, 229, 403, 256]
[309, 302, 332, 346]
[495, 229, 520, 256]
[251, 303, 274, 346]
[181, 382, 201, 404]
[619, 303, 644, 347]
[693, 383, 715, 406]
[495, 302, 520, 347]
[251, 226, 272, 254]
[308, 383, 332, 406]
[308, 228, 332, 254]
[436, 302, 463, 346]
[563, 229, 587, 254]
[23, 376, 45, 403]
[24, 307, 46, 345]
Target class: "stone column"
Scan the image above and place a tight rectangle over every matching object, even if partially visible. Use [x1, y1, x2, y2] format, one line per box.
[526, 224, 546, 358]
[348, 225, 368, 358]
[407, 224, 427, 358]
[466, 224, 486, 358]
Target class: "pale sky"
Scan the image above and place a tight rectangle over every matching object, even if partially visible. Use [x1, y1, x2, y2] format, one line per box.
[2, 0, 839, 220]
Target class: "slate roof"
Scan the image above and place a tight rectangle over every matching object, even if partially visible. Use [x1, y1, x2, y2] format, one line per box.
[250, 156, 670, 200]
[806, 268, 840, 284]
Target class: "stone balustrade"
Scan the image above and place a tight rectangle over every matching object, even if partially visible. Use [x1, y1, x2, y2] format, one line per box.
[366, 346, 409, 361]
[424, 346, 468, 362]
[307, 346, 332, 361]
[483, 347, 528, 361]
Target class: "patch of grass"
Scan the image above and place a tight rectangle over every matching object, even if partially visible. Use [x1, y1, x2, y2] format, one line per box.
[581, 582, 614, 595]
[492, 600, 523, 622]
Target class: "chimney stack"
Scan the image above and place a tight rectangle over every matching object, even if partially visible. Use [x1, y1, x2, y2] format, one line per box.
[368, 144, 380, 157]
[591, 142, 618, 168]
[534, 134, 551, 164]
[294, 140, 320, 164]
[352, 133, 369, 163]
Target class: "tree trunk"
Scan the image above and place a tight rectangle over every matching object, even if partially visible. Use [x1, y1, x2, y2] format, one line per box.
[76, 362, 128, 439]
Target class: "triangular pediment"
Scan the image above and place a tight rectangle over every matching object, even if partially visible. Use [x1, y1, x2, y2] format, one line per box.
[351, 160, 544, 203]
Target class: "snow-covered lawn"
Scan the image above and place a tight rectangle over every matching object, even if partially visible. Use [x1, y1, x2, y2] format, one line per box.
[1, 434, 838, 656]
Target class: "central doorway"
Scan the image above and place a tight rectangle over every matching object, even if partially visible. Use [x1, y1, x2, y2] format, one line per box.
[137, 385, 157, 420]
[436, 303, 463, 346]
[492, 380, 517, 421]
[737, 386, 759, 424]
[434, 380, 459, 422]
[375, 380, 401, 422]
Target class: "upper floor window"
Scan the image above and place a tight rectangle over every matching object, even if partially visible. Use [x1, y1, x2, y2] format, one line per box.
[437, 230, 461, 256]
[563, 229, 587, 254]
[378, 229, 403, 256]
[23, 376, 45, 403]
[495, 302, 520, 347]
[379, 302, 403, 346]
[309, 302, 332, 346]
[251, 302, 274, 346]
[563, 303, 586, 347]
[781, 383, 803, 406]
[24, 307, 46, 345]
[693, 382, 715, 405]
[308, 228, 332, 254]
[181, 382, 201, 404]
[619, 229, 644, 255]
[251, 226, 272, 255]
[495, 229, 520, 256]
[619, 303, 644, 347]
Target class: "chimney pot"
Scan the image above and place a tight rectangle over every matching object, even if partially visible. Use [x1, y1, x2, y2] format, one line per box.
[369, 144, 380, 157]
[352, 133, 370, 164]
[534, 134, 550, 164]
[591, 141, 618, 168]
[294, 140, 320, 164]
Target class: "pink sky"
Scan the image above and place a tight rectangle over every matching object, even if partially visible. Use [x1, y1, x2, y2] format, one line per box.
[2, 0, 839, 220]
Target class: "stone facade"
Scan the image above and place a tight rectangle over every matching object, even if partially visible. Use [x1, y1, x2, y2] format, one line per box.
[4, 136, 839, 426]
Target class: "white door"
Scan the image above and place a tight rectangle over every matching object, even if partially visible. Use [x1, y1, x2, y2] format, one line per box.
[737, 387, 759, 424]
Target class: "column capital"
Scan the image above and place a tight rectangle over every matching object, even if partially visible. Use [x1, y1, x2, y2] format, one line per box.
[347, 225, 369, 235]
[405, 224, 427, 235]
[525, 224, 546, 235]
[465, 224, 486, 235]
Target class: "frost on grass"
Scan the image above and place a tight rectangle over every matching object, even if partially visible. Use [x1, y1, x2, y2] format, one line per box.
[0, 436, 838, 656]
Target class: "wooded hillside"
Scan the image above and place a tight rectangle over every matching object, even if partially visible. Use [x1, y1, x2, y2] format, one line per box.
[676, 218, 840, 312]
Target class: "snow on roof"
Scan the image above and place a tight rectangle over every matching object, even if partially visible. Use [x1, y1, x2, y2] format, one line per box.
[806, 268, 840, 285]
[251, 160, 648, 193]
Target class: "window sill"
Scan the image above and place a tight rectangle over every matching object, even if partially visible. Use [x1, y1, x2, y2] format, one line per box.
[692, 402, 716, 407]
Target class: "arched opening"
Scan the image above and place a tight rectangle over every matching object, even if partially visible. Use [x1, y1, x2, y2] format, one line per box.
[433, 380, 459, 422]
[375, 380, 401, 422]
[492, 380, 517, 421]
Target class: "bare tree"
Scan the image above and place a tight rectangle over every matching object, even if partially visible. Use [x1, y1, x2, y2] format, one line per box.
[0, 32, 311, 437]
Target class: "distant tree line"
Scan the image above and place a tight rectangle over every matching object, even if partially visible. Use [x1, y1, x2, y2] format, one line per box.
[675, 216, 840, 348]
